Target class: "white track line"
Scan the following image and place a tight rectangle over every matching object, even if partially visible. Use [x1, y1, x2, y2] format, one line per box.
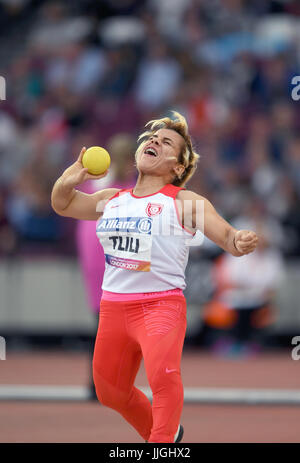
[1, 385, 300, 404]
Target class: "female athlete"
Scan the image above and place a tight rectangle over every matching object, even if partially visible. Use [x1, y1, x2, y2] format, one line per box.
[51, 111, 258, 443]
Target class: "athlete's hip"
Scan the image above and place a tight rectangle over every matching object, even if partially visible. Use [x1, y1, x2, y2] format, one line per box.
[101, 287, 184, 302]
[99, 294, 187, 338]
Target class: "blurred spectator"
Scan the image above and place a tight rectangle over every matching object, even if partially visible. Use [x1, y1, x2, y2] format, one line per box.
[0, 0, 30, 37]
[28, 2, 93, 52]
[203, 218, 285, 357]
[270, 100, 296, 163]
[0, 111, 29, 188]
[4, 162, 67, 253]
[99, 16, 146, 48]
[0, 189, 18, 256]
[148, 0, 192, 42]
[280, 180, 300, 258]
[134, 39, 181, 111]
[285, 136, 300, 196]
[99, 46, 138, 98]
[44, 42, 107, 96]
[250, 55, 294, 106]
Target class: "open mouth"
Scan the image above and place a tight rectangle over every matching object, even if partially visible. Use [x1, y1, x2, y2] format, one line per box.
[144, 147, 157, 157]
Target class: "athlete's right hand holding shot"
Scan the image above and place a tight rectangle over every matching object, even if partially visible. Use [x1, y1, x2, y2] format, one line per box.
[51, 146, 115, 220]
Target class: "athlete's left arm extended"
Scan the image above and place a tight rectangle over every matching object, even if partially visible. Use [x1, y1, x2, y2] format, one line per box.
[177, 190, 258, 257]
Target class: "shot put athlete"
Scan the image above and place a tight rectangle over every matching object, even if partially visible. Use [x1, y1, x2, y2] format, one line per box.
[51, 111, 258, 443]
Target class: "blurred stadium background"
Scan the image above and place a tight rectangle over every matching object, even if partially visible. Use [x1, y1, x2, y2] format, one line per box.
[0, 0, 300, 443]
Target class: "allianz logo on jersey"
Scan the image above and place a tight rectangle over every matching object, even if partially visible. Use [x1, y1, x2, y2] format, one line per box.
[97, 217, 152, 234]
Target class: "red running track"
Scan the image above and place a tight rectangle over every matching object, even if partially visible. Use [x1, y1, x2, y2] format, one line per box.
[0, 348, 299, 443]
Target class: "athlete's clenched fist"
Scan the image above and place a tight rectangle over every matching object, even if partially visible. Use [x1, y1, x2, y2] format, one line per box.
[234, 230, 258, 255]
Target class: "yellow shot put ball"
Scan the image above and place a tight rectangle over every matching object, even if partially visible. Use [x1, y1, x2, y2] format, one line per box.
[82, 146, 111, 175]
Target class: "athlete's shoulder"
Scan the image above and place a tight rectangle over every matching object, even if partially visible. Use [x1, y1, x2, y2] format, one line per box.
[160, 184, 185, 198]
[91, 188, 121, 202]
[90, 188, 121, 215]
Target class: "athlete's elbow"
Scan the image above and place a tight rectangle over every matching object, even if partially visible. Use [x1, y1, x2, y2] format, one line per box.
[51, 196, 68, 217]
[51, 204, 64, 216]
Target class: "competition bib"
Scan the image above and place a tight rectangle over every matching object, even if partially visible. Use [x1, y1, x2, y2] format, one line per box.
[96, 216, 153, 272]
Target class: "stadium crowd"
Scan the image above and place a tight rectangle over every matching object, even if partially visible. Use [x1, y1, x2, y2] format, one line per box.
[0, 0, 299, 262]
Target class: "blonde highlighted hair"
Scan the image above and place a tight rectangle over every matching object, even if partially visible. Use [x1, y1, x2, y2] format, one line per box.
[136, 111, 199, 187]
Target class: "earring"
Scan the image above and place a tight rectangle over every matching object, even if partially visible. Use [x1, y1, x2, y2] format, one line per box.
[178, 170, 184, 179]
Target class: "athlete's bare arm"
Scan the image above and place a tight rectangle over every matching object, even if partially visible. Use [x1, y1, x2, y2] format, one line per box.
[51, 147, 120, 220]
[177, 190, 258, 257]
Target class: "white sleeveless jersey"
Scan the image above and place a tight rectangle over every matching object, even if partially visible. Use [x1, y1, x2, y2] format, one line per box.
[96, 184, 194, 293]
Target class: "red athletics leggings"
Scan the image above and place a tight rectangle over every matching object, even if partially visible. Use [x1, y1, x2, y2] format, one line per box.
[92, 294, 187, 443]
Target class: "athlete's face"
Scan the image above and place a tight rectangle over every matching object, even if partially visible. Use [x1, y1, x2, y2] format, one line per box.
[136, 128, 185, 180]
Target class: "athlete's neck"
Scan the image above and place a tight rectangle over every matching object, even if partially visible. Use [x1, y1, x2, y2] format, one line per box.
[133, 175, 169, 197]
